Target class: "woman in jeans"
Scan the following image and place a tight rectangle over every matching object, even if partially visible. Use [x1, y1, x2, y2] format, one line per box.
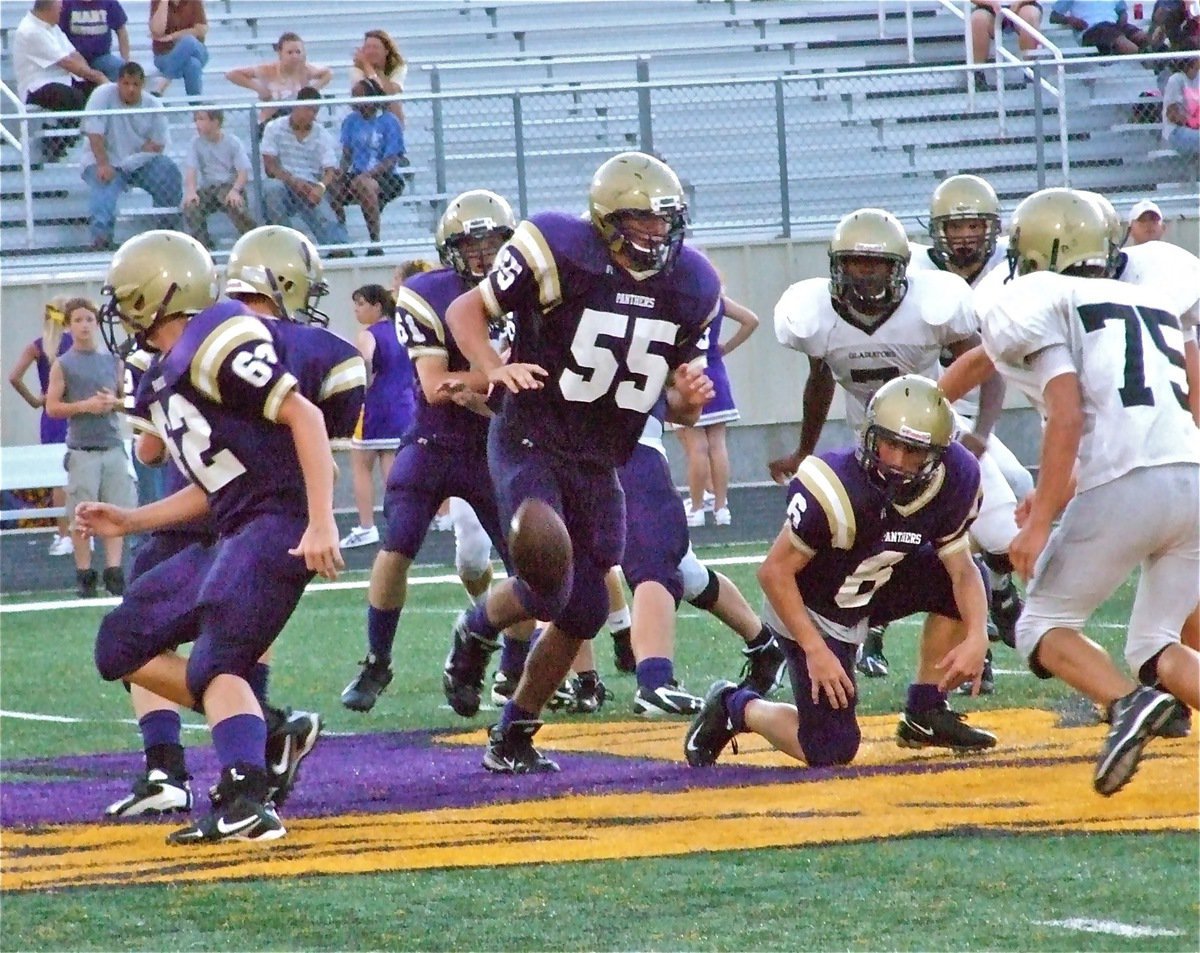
[149, 0, 207, 98]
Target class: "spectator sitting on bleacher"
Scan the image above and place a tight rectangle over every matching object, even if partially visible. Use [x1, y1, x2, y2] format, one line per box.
[1125, 198, 1167, 243]
[1161, 38, 1200, 154]
[148, 0, 207, 100]
[226, 31, 333, 129]
[59, 0, 130, 82]
[330, 81, 407, 256]
[970, 2, 1044, 89]
[81, 60, 182, 250]
[6, 295, 75, 557]
[1149, 0, 1200, 52]
[1050, 1, 1151, 55]
[182, 108, 257, 248]
[13, 0, 111, 162]
[261, 86, 350, 251]
[350, 29, 406, 127]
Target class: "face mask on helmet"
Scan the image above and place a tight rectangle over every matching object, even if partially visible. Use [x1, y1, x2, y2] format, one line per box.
[604, 198, 688, 273]
[856, 374, 953, 499]
[831, 252, 908, 321]
[441, 221, 514, 285]
[860, 425, 947, 498]
[932, 215, 999, 270]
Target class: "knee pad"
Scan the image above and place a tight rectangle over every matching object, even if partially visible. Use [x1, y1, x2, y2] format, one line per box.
[452, 502, 493, 578]
[95, 611, 149, 683]
[687, 567, 721, 611]
[1137, 648, 1168, 688]
[512, 569, 573, 624]
[184, 640, 253, 703]
[797, 718, 860, 767]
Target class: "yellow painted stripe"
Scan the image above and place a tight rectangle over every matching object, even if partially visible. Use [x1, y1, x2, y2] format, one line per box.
[796, 457, 856, 550]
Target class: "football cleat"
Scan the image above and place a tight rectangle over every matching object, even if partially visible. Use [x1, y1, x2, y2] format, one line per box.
[738, 633, 787, 697]
[956, 650, 995, 696]
[684, 679, 740, 767]
[896, 702, 997, 753]
[988, 575, 1022, 649]
[105, 769, 192, 818]
[856, 625, 889, 678]
[490, 669, 519, 706]
[339, 525, 380, 549]
[545, 679, 579, 712]
[442, 611, 500, 718]
[167, 764, 284, 845]
[265, 708, 322, 807]
[633, 680, 703, 718]
[482, 720, 559, 774]
[611, 626, 636, 674]
[341, 655, 393, 712]
[1094, 687, 1183, 796]
[565, 673, 607, 714]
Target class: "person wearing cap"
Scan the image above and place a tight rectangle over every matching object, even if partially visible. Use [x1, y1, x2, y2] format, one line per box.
[1126, 199, 1166, 245]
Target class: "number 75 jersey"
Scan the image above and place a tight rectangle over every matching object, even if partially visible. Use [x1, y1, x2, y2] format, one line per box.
[979, 271, 1200, 494]
[478, 211, 720, 467]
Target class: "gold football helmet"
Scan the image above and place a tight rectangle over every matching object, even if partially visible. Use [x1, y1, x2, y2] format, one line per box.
[100, 230, 217, 353]
[1007, 188, 1112, 278]
[225, 225, 329, 324]
[1078, 189, 1124, 274]
[589, 151, 688, 273]
[829, 208, 911, 319]
[929, 174, 1001, 269]
[435, 189, 516, 284]
[860, 374, 955, 495]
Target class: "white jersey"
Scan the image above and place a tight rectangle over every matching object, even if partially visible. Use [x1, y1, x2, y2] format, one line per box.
[980, 271, 1199, 493]
[1117, 241, 1200, 335]
[774, 271, 977, 432]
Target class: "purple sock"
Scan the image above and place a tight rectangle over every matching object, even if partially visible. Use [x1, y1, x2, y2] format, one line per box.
[636, 656, 674, 693]
[246, 662, 270, 706]
[906, 682, 947, 713]
[726, 688, 760, 733]
[210, 713, 267, 771]
[499, 635, 530, 678]
[466, 602, 501, 641]
[499, 699, 538, 731]
[367, 606, 401, 663]
[139, 709, 182, 750]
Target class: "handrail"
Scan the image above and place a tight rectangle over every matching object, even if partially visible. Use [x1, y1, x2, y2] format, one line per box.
[884, 0, 918, 62]
[0, 80, 35, 244]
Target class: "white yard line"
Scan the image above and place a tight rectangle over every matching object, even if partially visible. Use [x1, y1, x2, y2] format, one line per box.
[1034, 919, 1184, 938]
[0, 709, 208, 731]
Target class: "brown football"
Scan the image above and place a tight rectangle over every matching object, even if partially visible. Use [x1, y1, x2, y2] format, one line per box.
[509, 498, 573, 594]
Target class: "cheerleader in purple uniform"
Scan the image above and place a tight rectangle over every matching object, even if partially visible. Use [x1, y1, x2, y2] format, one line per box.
[675, 295, 759, 527]
[341, 282, 418, 548]
[6, 296, 74, 554]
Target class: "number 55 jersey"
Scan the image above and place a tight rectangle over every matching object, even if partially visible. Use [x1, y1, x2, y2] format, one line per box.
[979, 271, 1199, 494]
[477, 211, 721, 467]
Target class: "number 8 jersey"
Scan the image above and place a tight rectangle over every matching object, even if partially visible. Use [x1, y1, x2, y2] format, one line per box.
[478, 211, 721, 467]
[980, 271, 1200, 494]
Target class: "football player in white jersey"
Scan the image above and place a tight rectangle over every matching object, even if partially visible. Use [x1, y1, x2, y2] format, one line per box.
[771, 207, 1021, 696]
[978, 188, 1198, 796]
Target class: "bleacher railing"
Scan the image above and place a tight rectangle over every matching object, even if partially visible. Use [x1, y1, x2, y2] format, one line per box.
[2, 52, 1197, 261]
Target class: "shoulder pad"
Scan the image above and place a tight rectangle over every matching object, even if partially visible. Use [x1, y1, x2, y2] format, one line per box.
[794, 454, 858, 550]
[774, 278, 836, 354]
[980, 271, 1070, 365]
[907, 271, 974, 327]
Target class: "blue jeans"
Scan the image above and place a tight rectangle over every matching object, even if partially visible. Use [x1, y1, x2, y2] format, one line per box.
[152, 35, 208, 97]
[262, 178, 349, 246]
[88, 52, 126, 81]
[1167, 125, 1199, 157]
[83, 155, 183, 243]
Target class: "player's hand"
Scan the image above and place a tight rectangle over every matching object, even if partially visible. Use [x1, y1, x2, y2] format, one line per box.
[74, 502, 131, 538]
[488, 362, 546, 393]
[936, 636, 987, 695]
[672, 363, 715, 410]
[805, 642, 855, 709]
[1013, 491, 1034, 528]
[1009, 520, 1051, 582]
[290, 517, 344, 580]
[768, 451, 803, 486]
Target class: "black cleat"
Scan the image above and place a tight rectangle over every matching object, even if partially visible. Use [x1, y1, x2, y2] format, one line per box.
[482, 720, 559, 774]
[265, 708, 322, 807]
[1094, 687, 1183, 796]
[102, 566, 125, 597]
[633, 681, 704, 717]
[490, 670, 518, 706]
[897, 702, 997, 752]
[341, 655, 393, 712]
[566, 672, 607, 714]
[76, 568, 98, 598]
[167, 764, 284, 845]
[684, 679, 740, 767]
[105, 769, 192, 818]
[738, 632, 787, 696]
[442, 611, 499, 718]
[856, 625, 889, 678]
[957, 650, 995, 696]
[988, 575, 1022, 649]
[611, 626, 636, 673]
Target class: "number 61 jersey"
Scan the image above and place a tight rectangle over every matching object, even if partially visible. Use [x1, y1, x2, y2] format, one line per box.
[979, 271, 1200, 494]
[478, 211, 721, 467]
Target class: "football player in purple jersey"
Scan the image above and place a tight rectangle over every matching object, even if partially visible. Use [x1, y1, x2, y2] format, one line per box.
[686, 375, 998, 768]
[78, 229, 342, 845]
[440, 151, 718, 774]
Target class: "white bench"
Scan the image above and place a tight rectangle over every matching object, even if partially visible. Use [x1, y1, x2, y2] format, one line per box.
[0, 443, 66, 522]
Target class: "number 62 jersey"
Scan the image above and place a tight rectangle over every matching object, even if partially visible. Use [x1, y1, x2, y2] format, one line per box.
[979, 271, 1200, 494]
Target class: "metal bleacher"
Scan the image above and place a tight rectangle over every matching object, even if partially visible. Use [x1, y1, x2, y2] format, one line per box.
[1, 0, 1196, 266]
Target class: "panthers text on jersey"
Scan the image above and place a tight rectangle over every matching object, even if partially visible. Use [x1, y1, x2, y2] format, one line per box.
[784, 442, 981, 630]
[477, 211, 720, 467]
[774, 270, 977, 433]
[980, 271, 1200, 493]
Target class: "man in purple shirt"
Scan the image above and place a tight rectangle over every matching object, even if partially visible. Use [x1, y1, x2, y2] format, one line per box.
[60, 0, 129, 81]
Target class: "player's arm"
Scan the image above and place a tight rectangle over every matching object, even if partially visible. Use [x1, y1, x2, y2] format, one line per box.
[935, 544, 991, 694]
[947, 335, 1005, 456]
[718, 295, 759, 358]
[7, 341, 44, 409]
[76, 482, 210, 538]
[768, 357, 833, 484]
[446, 286, 544, 393]
[1185, 335, 1199, 427]
[938, 343, 997, 405]
[277, 390, 343, 580]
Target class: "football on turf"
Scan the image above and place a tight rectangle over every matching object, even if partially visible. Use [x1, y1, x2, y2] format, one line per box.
[509, 498, 572, 594]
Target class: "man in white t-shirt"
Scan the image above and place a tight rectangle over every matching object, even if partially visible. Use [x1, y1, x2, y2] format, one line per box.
[12, 0, 109, 160]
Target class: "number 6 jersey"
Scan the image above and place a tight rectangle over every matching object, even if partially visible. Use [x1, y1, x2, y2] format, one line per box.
[477, 211, 721, 467]
[979, 271, 1200, 494]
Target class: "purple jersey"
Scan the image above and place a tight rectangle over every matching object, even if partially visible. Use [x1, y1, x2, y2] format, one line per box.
[395, 267, 491, 454]
[35, 332, 73, 444]
[269, 320, 366, 440]
[785, 442, 981, 628]
[133, 300, 307, 534]
[360, 318, 415, 442]
[479, 211, 720, 467]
